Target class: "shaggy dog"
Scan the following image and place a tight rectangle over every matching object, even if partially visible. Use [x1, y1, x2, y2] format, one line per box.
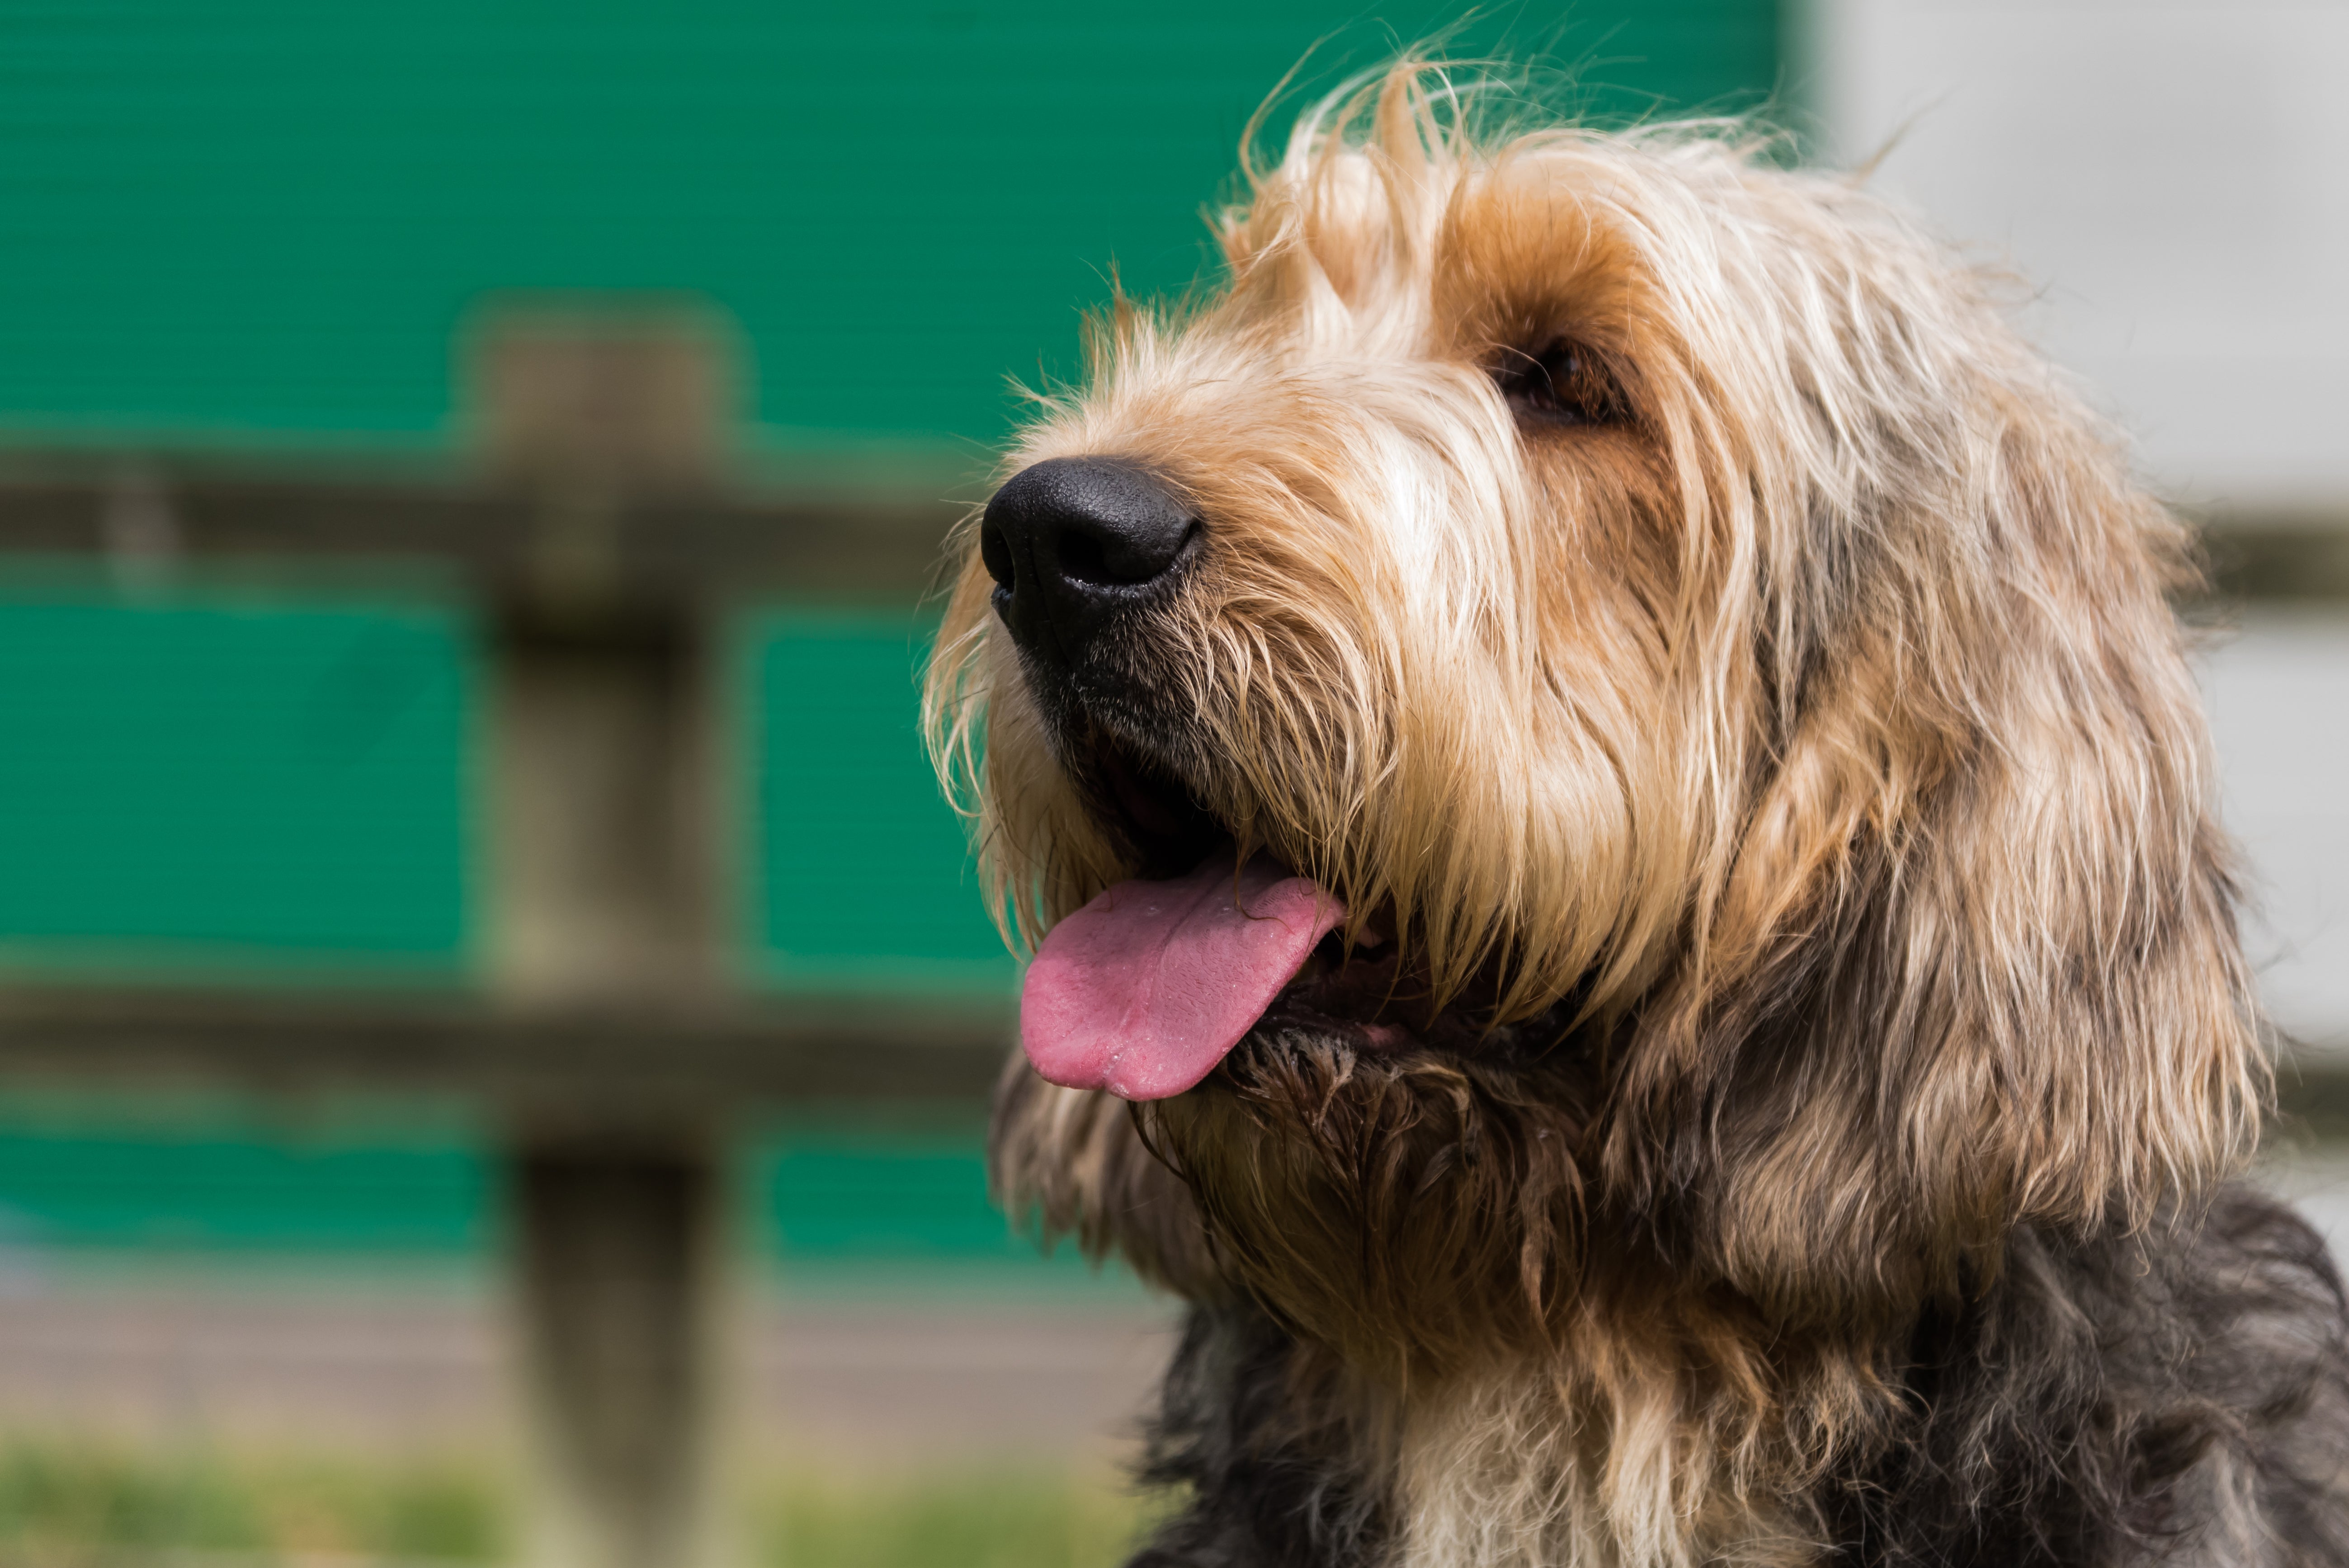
[924, 67, 2349, 1567]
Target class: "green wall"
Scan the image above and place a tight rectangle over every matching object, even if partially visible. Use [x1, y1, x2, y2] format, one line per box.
[0, 0, 1779, 452]
[0, 576, 476, 977]
[0, 1112, 491, 1257]
[739, 611, 1011, 993]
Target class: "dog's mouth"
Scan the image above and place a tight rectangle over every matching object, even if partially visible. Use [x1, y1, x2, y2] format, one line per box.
[1085, 741, 1226, 882]
[1020, 734, 1412, 1102]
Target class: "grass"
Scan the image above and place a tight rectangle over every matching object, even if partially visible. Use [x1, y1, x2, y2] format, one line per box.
[759, 1470, 1157, 1568]
[0, 1443, 1159, 1567]
[0, 1443, 504, 1563]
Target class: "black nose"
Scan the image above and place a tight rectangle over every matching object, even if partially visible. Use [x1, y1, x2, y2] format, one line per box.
[979, 457, 1199, 667]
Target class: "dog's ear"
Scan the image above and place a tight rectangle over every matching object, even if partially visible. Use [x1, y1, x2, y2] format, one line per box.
[990, 1055, 1226, 1298]
[1606, 381, 2264, 1324]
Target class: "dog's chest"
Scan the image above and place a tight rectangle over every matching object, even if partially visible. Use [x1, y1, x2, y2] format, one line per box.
[1384, 1371, 1822, 1568]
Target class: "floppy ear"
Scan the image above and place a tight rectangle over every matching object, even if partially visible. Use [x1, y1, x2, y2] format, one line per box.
[990, 1056, 1226, 1298]
[1606, 370, 2263, 1324]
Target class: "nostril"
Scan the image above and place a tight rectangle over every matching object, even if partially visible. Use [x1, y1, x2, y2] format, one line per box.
[1054, 526, 1107, 586]
[980, 520, 1015, 592]
[1068, 515, 1198, 587]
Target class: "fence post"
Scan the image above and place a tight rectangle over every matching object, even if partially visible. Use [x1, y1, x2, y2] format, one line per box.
[512, 1133, 735, 1568]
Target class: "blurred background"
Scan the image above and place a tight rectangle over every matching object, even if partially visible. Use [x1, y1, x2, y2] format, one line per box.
[0, 2, 2338, 1565]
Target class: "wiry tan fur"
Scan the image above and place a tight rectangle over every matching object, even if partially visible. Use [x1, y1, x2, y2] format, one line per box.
[927, 65, 2278, 1568]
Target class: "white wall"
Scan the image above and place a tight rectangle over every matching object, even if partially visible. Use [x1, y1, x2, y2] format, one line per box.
[1807, 0, 2349, 514]
[2202, 613, 2349, 1053]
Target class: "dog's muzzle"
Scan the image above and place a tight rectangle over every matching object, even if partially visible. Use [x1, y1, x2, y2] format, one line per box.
[979, 457, 1199, 669]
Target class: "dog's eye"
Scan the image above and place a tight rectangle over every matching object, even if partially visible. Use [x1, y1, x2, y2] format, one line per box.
[1493, 339, 1627, 427]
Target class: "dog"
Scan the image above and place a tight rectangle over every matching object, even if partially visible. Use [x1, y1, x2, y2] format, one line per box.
[924, 65, 2349, 1567]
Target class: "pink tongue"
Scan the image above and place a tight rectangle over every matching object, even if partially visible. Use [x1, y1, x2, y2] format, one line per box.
[1021, 849, 1345, 1101]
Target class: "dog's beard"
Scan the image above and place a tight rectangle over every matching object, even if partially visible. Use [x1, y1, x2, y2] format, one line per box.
[1141, 1025, 1602, 1372]
[1008, 687, 1622, 1366]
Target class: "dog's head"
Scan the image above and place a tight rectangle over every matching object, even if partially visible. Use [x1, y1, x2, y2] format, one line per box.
[926, 67, 2260, 1363]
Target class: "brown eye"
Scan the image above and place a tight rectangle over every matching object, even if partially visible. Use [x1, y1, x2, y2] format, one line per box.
[1493, 339, 1627, 426]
